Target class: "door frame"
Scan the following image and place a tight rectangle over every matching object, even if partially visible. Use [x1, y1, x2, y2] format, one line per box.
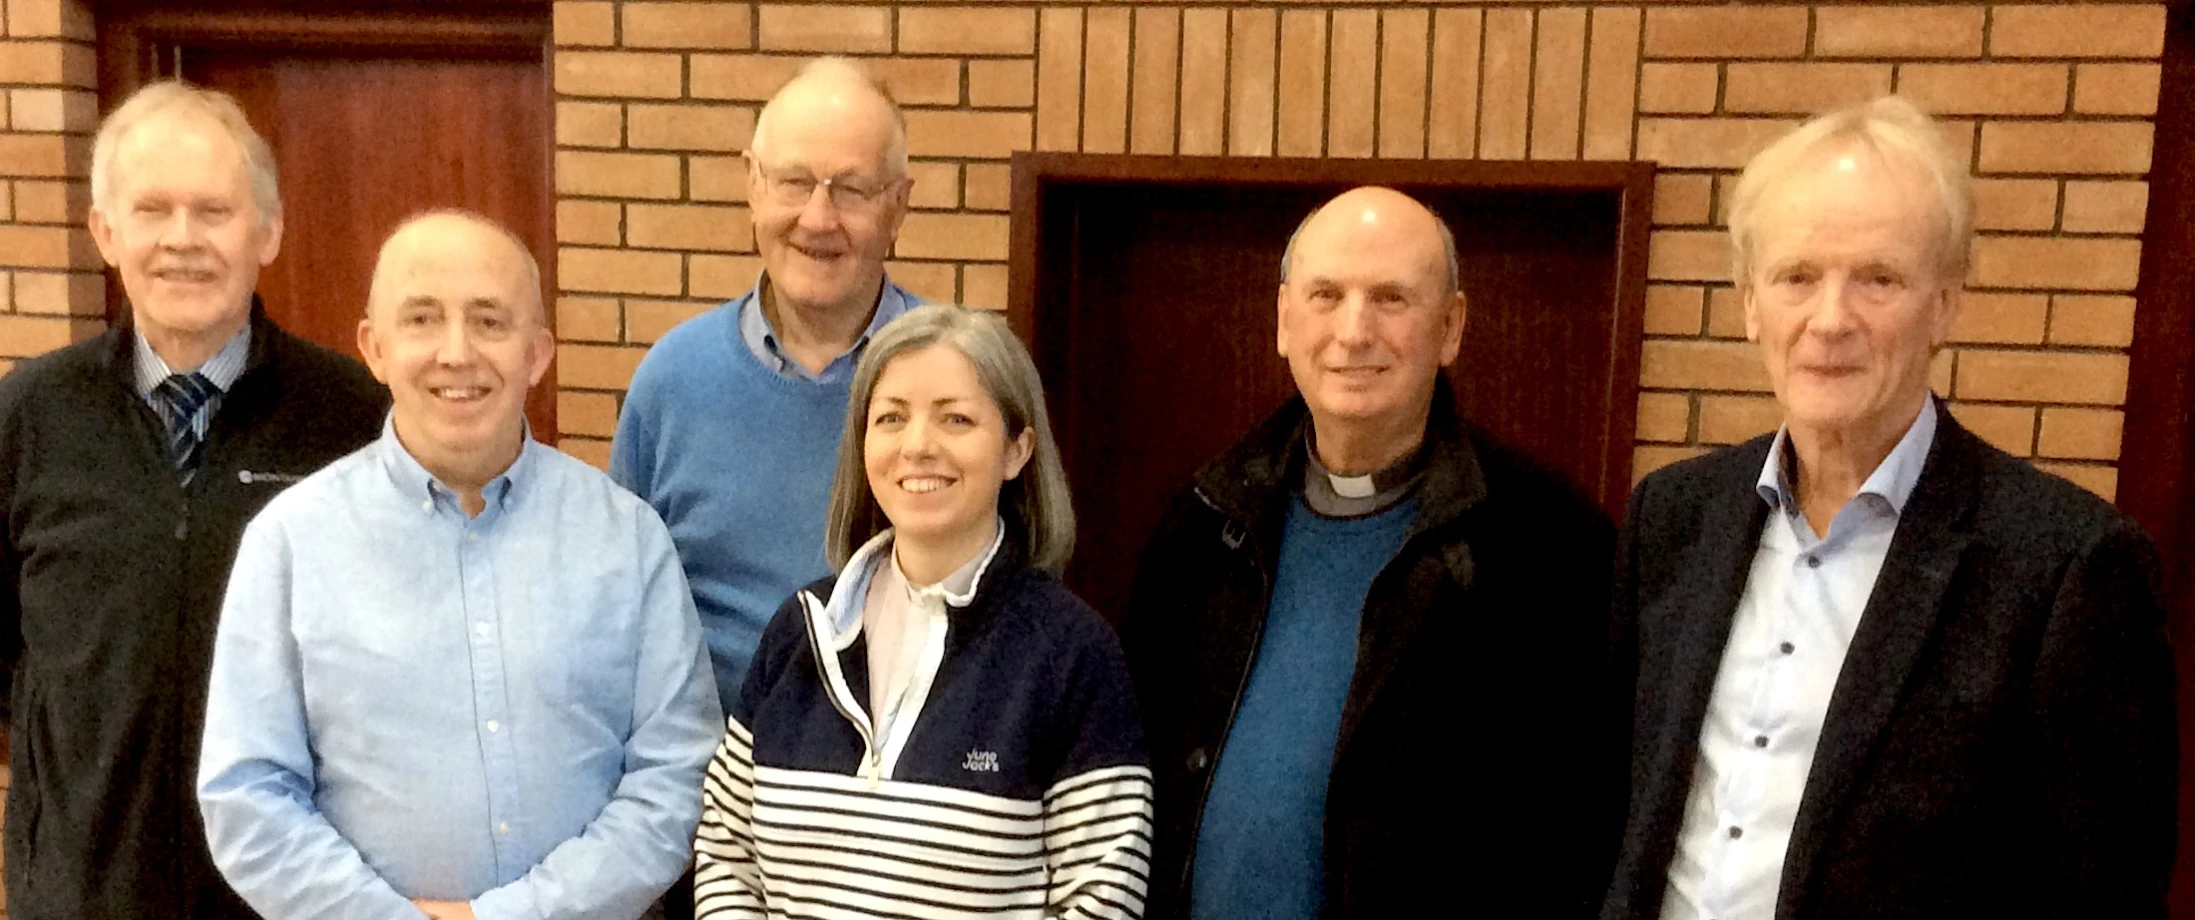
[94, 0, 558, 438]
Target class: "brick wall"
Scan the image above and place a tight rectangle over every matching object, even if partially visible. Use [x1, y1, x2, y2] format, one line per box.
[549, 1, 2165, 499]
[0, 0, 103, 384]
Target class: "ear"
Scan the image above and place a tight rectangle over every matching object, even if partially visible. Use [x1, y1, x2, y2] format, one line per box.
[256, 209, 285, 266]
[356, 314, 393, 385]
[1275, 284, 1291, 358]
[1438, 290, 1467, 366]
[1002, 426, 1035, 482]
[525, 322, 556, 388]
[88, 207, 121, 268]
[1927, 285, 1962, 348]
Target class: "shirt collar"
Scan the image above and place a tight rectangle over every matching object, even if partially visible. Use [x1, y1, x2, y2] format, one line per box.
[894, 519, 1006, 609]
[1757, 393, 1939, 516]
[134, 324, 252, 399]
[815, 520, 1007, 646]
[738, 273, 915, 380]
[374, 414, 536, 515]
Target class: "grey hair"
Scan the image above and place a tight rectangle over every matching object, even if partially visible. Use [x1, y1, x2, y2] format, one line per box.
[1279, 197, 1464, 298]
[1728, 95, 1973, 284]
[92, 80, 281, 223]
[750, 56, 910, 179]
[825, 304, 1076, 576]
[369, 209, 545, 324]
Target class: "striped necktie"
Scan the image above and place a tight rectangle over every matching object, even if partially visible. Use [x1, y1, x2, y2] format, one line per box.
[156, 371, 219, 483]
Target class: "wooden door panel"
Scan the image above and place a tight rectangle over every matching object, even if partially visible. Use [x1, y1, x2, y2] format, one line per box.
[185, 50, 556, 438]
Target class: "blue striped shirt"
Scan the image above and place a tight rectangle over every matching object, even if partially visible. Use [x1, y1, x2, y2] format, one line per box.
[133, 326, 249, 441]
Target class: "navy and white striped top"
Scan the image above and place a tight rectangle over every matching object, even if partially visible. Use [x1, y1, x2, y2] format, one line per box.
[695, 531, 1154, 919]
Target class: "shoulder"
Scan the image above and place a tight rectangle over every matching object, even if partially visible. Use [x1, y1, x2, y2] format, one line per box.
[1952, 428, 2143, 556]
[0, 333, 112, 418]
[249, 440, 382, 529]
[986, 569, 1122, 660]
[1630, 433, 1774, 520]
[630, 302, 740, 391]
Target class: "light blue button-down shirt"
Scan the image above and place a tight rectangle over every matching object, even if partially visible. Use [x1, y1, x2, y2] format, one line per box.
[199, 421, 722, 920]
[1662, 396, 1938, 920]
[735, 273, 918, 383]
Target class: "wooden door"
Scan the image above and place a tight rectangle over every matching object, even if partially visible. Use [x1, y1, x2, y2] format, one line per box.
[1009, 155, 1653, 621]
[99, 4, 557, 438]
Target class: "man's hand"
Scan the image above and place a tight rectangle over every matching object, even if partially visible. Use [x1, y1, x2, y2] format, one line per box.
[411, 899, 477, 920]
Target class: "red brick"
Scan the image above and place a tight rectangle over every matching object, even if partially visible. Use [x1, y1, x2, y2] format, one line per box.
[7, 88, 95, 133]
[558, 390, 620, 438]
[1948, 292, 2048, 344]
[1698, 395, 1782, 445]
[689, 54, 802, 102]
[1970, 178, 2057, 232]
[1227, 8, 1278, 157]
[1527, 7, 1587, 161]
[1036, 7, 1083, 153]
[556, 101, 622, 148]
[689, 156, 746, 203]
[1648, 230, 1729, 282]
[689, 254, 762, 299]
[1636, 392, 1692, 443]
[558, 247, 683, 296]
[625, 299, 715, 344]
[905, 161, 959, 210]
[1427, 8, 1483, 158]
[1378, 8, 1431, 159]
[1135, 7, 1185, 156]
[2061, 180, 2147, 234]
[556, 343, 648, 390]
[1896, 63, 2068, 116]
[898, 7, 1036, 56]
[12, 269, 102, 315]
[2047, 294, 2136, 347]
[1990, 5, 2165, 59]
[963, 163, 1010, 212]
[0, 40, 95, 88]
[1977, 122, 2152, 176]
[961, 264, 1007, 310]
[11, 179, 83, 224]
[1955, 349, 2127, 404]
[1583, 7, 1643, 161]
[553, 1, 615, 47]
[0, 133, 72, 177]
[1083, 7, 1133, 155]
[1643, 7, 1809, 60]
[627, 203, 752, 252]
[1478, 9, 1532, 160]
[1652, 174, 1714, 227]
[1813, 6, 1985, 59]
[1637, 64, 1718, 116]
[0, 314, 96, 357]
[6, 0, 94, 40]
[1639, 339, 1770, 392]
[627, 104, 754, 153]
[622, 3, 751, 50]
[895, 212, 1008, 261]
[1946, 402, 2036, 455]
[1724, 63, 1893, 115]
[969, 60, 1035, 109]
[1644, 284, 1705, 335]
[555, 51, 683, 99]
[871, 58, 961, 107]
[1180, 8, 1230, 156]
[903, 110, 1030, 160]
[555, 151, 683, 200]
[2037, 407, 2123, 460]
[0, 223, 91, 269]
[1969, 237, 2141, 291]
[556, 200, 621, 246]
[1634, 445, 1709, 483]
[1636, 118, 1800, 170]
[887, 260, 957, 304]
[2074, 63, 2161, 116]
[756, 5, 891, 54]
[556, 296, 622, 343]
[1274, 9, 1327, 158]
[1706, 286, 1748, 339]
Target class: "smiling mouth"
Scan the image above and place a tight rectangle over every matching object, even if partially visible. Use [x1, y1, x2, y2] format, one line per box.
[153, 269, 218, 284]
[898, 475, 955, 494]
[789, 241, 846, 263]
[430, 386, 489, 402]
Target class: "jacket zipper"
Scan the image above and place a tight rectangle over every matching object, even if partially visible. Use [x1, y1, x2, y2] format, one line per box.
[802, 594, 888, 788]
[1180, 486, 1273, 897]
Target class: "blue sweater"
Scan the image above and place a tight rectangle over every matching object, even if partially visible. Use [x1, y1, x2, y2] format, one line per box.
[1190, 496, 1418, 920]
[611, 304, 856, 712]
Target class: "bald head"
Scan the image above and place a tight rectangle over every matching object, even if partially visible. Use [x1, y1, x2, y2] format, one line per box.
[368, 210, 543, 326]
[750, 57, 907, 178]
[1282, 186, 1461, 299]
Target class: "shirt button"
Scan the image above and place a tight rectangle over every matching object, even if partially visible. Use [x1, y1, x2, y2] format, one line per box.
[485, 720, 500, 733]
[475, 623, 490, 637]
[421, 499, 433, 512]
[466, 532, 478, 542]
[498, 822, 510, 836]
[1186, 747, 1212, 772]
[1754, 735, 1769, 748]
[1728, 826, 1744, 839]
[1780, 641, 1795, 655]
[1805, 555, 1821, 569]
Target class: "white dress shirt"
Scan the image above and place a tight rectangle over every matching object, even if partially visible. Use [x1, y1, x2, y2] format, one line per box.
[1661, 399, 1937, 920]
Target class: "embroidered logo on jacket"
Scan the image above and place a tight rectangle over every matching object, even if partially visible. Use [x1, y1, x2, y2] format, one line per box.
[962, 748, 1000, 772]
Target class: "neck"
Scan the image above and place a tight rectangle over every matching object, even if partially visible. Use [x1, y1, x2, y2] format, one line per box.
[1310, 404, 1431, 476]
[396, 419, 527, 519]
[894, 514, 998, 587]
[141, 309, 249, 373]
[763, 276, 884, 375]
[1787, 394, 1928, 534]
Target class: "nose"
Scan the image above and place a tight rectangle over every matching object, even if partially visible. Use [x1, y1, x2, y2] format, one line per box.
[156, 208, 204, 251]
[900, 416, 937, 457]
[1334, 293, 1375, 347]
[1808, 273, 1861, 340]
[796, 183, 842, 232]
[435, 316, 476, 366]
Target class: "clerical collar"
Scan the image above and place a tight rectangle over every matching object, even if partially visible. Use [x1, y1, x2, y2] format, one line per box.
[1300, 431, 1425, 518]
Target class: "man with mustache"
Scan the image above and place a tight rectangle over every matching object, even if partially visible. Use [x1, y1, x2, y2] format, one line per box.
[612, 56, 921, 723]
[1600, 96, 2175, 920]
[1122, 186, 1619, 919]
[198, 211, 720, 920]
[0, 81, 385, 919]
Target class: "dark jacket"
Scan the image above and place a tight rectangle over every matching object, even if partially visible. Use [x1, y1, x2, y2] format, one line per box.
[0, 305, 386, 920]
[1121, 390, 1619, 919]
[1600, 406, 2177, 920]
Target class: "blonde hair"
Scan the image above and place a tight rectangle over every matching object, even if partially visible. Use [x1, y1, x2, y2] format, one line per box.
[1727, 95, 1972, 284]
[825, 305, 1076, 575]
[92, 80, 281, 222]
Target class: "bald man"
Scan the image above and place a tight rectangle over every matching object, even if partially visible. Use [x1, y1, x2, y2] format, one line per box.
[1122, 188, 1620, 919]
[612, 56, 924, 716]
[198, 212, 720, 920]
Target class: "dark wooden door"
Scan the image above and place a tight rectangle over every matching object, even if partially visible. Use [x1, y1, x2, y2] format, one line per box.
[1009, 155, 1652, 621]
[100, 4, 557, 437]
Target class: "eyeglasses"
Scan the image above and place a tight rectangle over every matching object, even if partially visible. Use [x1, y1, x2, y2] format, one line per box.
[755, 165, 901, 212]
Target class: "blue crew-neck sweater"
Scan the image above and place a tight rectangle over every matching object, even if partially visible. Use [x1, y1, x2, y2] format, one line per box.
[610, 305, 852, 712]
[1190, 496, 1419, 920]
